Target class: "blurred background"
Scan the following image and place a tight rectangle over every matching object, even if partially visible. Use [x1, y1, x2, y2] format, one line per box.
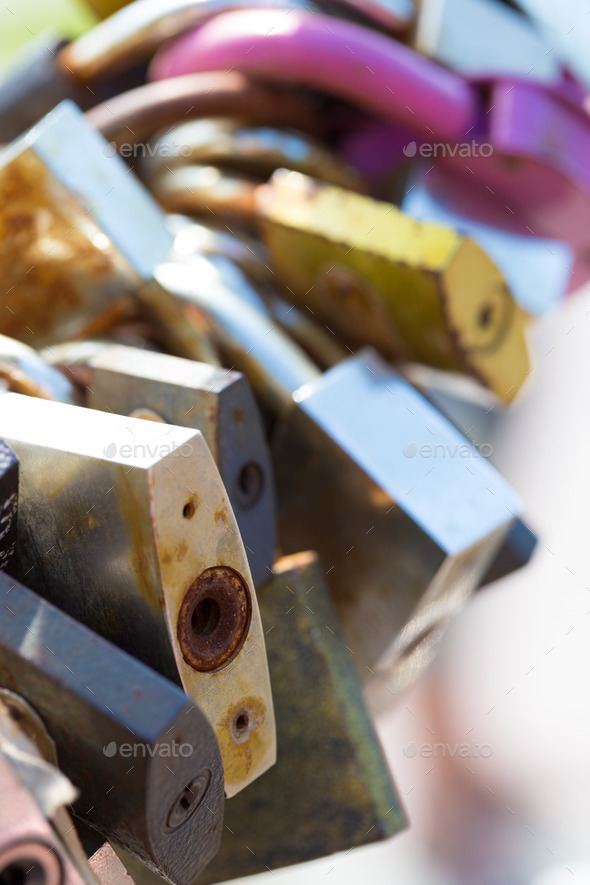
[2, 2, 588, 883]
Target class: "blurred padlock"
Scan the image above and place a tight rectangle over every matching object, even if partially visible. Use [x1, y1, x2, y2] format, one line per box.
[45, 342, 276, 586]
[0, 393, 275, 796]
[258, 170, 530, 402]
[142, 257, 521, 705]
[0, 572, 225, 883]
[0, 101, 173, 347]
[122, 551, 405, 885]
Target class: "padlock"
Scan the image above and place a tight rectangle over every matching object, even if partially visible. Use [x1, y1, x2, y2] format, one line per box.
[258, 171, 530, 402]
[121, 551, 406, 885]
[0, 572, 225, 882]
[412, 0, 560, 82]
[0, 439, 17, 572]
[143, 256, 522, 704]
[0, 100, 173, 347]
[0, 393, 275, 796]
[45, 342, 276, 586]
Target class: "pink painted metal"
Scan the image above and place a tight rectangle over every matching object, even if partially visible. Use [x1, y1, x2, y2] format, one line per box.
[149, 9, 478, 140]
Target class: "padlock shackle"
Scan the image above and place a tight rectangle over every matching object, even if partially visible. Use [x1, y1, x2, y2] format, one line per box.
[149, 9, 479, 141]
[151, 256, 320, 412]
[61, 0, 320, 82]
[85, 71, 319, 147]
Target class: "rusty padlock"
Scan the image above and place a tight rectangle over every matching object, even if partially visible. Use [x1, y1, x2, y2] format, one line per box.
[0, 392, 275, 796]
[0, 572, 225, 883]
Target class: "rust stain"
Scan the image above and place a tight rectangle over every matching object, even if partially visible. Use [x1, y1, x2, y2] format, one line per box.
[217, 696, 269, 785]
[0, 151, 130, 343]
[213, 507, 228, 525]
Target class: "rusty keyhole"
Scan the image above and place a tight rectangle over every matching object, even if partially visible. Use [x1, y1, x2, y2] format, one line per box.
[177, 567, 251, 672]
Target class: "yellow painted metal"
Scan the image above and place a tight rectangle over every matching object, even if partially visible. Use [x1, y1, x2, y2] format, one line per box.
[259, 170, 530, 401]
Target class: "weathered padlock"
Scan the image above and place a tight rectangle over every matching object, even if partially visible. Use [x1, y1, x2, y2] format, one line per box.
[257, 170, 530, 402]
[121, 551, 405, 885]
[0, 571, 225, 883]
[45, 342, 276, 586]
[0, 393, 275, 796]
[144, 256, 522, 705]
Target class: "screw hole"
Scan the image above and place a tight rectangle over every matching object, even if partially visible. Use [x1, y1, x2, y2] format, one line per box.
[235, 462, 264, 510]
[183, 500, 196, 519]
[235, 713, 249, 732]
[478, 304, 494, 329]
[191, 597, 220, 638]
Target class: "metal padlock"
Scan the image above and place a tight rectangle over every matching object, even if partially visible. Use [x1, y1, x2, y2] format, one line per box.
[45, 342, 276, 586]
[0, 393, 275, 796]
[0, 101, 173, 347]
[258, 171, 530, 402]
[0, 571, 225, 883]
[122, 551, 405, 885]
[144, 257, 522, 704]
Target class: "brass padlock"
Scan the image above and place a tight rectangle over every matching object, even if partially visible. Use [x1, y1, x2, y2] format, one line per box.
[143, 257, 521, 705]
[0, 572, 225, 883]
[45, 342, 276, 586]
[0, 393, 275, 796]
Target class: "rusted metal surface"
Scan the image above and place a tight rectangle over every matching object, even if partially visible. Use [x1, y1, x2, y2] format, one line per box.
[122, 551, 405, 884]
[0, 571, 224, 883]
[45, 341, 276, 586]
[259, 170, 530, 402]
[86, 74, 319, 148]
[0, 392, 275, 796]
[177, 567, 251, 672]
